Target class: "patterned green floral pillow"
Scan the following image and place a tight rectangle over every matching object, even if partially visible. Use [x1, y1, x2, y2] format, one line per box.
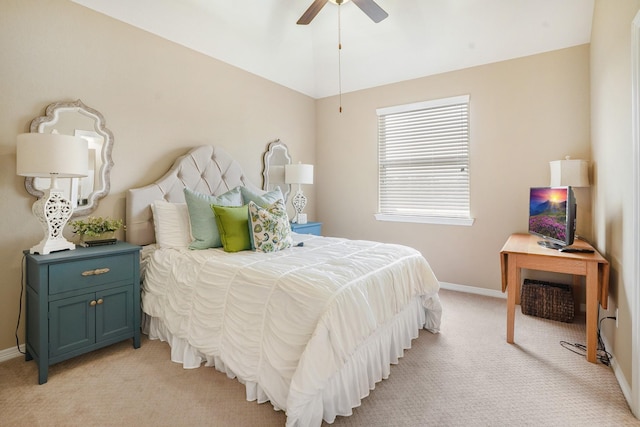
[248, 199, 293, 253]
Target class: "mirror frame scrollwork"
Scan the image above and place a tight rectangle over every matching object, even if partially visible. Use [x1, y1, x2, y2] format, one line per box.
[262, 139, 292, 202]
[25, 99, 114, 218]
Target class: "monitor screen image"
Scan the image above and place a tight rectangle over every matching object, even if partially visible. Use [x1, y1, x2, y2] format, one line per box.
[528, 186, 576, 249]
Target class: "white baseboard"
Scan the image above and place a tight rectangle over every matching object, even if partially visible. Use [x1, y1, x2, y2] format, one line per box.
[600, 333, 633, 409]
[0, 344, 24, 363]
[439, 281, 589, 313]
[439, 281, 506, 299]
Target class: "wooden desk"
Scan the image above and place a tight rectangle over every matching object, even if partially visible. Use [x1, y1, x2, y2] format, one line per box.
[500, 233, 609, 363]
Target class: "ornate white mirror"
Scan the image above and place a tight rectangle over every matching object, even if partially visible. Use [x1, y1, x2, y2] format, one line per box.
[262, 139, 292, 202]
[25, 99, 114, 218]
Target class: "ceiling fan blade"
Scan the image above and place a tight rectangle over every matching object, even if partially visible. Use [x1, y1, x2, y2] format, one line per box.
[352, 0, 388, 23]
[297, 0, 329, 25]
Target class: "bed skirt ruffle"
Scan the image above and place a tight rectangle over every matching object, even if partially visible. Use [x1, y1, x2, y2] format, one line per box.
[143, 293, 441, 426]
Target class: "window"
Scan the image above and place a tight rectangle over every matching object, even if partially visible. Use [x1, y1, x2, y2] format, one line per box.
[376, 95, 473, 225]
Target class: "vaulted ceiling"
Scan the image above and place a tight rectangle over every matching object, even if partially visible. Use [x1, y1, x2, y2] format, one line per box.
[72, 0, 594, 99]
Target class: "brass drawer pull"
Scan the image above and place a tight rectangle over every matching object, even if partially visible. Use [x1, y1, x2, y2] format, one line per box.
[97, 298, 104, 305]
[81, 268, 110, 277]
[89, 300, 97, 307]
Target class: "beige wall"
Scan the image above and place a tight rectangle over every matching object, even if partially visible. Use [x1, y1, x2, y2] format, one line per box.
[316, 45, 591, 291]
[0, 0, 316, 351]
[591, 0, 640, 400]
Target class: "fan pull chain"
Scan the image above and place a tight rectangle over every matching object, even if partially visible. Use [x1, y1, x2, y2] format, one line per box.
[338, 4, 343, 113]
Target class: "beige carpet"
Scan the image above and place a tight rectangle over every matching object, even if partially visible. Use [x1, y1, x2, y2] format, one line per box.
[1, 289, 637, 426]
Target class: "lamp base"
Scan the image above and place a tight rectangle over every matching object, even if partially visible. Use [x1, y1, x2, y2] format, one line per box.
[30, 187, 76, 255]
[291, 187, 308, 224]
[29, 237, 76, 255]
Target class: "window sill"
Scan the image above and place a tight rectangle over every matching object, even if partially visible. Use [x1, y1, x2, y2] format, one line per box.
[374, 214, 475, 226]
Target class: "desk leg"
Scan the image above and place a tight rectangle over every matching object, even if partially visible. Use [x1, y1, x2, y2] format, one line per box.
[506, 255, 518, 344]
[585, 262, 598, 363]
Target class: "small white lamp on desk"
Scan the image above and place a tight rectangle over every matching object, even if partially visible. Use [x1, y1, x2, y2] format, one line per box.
[285, 162, 314, 224]
[17, 133, 88, 255]
[549, 156, 589, 188]
[549, 156, 590, 239]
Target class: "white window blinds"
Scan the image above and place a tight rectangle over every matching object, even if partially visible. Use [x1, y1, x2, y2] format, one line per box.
[377, 95, 470, 220]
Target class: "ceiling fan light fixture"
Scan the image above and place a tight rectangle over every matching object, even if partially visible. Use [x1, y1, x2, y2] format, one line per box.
[297, 0, 386, 25]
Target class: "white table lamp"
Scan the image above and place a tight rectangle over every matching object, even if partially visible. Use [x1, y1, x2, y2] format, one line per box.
[285, 162, 314, 224]
[17, 133, 89, 254]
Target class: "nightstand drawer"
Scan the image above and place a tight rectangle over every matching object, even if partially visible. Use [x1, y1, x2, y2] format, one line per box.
[291, 221, 322, 236]
[49, 254, 134, 294]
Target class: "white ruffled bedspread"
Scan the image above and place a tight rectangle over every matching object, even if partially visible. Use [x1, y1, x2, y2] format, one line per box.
[141, 234, 442, 426]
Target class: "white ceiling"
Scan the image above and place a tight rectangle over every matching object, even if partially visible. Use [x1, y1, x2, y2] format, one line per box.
[71, 0, 594, 99]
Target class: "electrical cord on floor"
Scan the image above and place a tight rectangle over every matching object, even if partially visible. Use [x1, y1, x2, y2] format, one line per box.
[15, 254, 26, 355]
[560, 315, 613, 365]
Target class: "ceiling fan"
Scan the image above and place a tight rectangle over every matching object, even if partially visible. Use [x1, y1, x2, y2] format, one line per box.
[297, 0, 388, 25]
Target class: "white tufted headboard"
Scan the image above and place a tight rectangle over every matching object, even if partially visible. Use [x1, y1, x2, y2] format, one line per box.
[125, 145, 262, 246]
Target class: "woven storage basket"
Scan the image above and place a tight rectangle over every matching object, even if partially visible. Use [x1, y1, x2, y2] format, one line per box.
[521, 279, 575, 323]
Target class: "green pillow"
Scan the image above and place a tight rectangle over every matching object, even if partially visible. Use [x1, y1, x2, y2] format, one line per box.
[184, 187, 243, 250]
[211, 204, 251, 253]
[240, 187, 284, 207]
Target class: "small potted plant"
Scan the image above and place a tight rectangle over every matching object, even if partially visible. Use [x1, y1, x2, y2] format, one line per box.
[70, 216, 124, 246]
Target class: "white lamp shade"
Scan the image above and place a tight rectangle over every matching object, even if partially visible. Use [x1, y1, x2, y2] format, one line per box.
[17, 133, 89, 178]
[549, 157, 589, 187]
[285, 163, 314, 185]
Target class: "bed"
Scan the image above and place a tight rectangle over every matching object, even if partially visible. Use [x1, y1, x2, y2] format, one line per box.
[126, 145, 442, 426]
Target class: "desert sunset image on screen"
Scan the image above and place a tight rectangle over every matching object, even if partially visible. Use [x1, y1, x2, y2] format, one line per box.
[529, 187, 569, 242]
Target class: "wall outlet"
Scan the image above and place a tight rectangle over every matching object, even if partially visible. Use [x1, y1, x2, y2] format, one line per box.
[616, 308, 619, 328]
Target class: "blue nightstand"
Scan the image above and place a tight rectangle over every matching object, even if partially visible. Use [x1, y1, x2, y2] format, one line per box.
[290, 221, 322, 236]
[24, 242, 141, 384]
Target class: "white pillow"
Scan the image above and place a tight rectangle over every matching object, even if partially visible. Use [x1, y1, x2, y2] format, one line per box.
[150, 200, 191, 249]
